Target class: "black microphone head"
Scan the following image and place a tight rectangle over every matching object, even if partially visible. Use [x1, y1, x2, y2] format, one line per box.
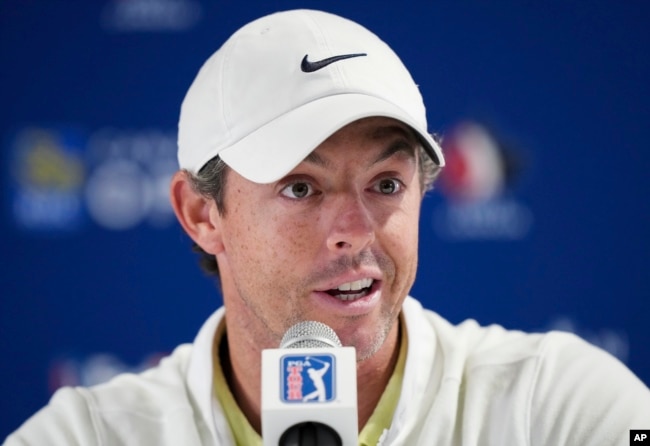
[280, 321, 342, 349]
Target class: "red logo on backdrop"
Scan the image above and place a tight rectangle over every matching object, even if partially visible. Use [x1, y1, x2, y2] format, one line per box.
[433, 120, 533, 240]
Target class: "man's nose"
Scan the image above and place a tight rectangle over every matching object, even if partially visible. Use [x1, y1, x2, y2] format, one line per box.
[325, 194, 375, 254]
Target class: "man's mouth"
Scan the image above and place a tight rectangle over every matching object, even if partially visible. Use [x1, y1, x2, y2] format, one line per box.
[325, 278, 375, 301]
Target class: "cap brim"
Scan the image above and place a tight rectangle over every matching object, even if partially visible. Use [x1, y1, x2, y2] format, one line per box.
[218, 93, 445, 184]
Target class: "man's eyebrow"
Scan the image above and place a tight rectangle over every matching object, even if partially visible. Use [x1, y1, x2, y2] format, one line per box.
[371, 139, 417, 165]
[369, 125, 418, 165]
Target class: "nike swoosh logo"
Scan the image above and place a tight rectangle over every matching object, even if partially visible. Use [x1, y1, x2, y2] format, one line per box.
[301, 53, 367, 73]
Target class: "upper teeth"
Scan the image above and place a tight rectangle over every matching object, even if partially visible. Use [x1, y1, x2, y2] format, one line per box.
[336, 278, 373, 291]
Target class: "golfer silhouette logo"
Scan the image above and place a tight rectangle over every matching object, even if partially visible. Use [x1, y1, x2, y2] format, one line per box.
[281, 354, 335, 403]
[302, 357, 331, 402]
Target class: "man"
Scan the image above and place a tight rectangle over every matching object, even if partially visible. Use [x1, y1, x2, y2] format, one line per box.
[5, 9, 650, 446]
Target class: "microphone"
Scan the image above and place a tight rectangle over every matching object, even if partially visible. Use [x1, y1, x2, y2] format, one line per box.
[261, 321, 358, 445]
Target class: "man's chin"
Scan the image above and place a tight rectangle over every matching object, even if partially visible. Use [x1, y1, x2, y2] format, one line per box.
[345, 324, 396, 363]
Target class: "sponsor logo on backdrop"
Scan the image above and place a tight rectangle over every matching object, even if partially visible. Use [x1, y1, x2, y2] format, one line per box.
[7, 128, 86, 231]
[433, 121, 533, 240]
[7, 126, 178, 232]
[85, 128, 178, 230]
[101, 0, 202, 32]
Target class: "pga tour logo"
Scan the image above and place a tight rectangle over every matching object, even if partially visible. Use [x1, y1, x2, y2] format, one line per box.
[281, 354, 336, 403]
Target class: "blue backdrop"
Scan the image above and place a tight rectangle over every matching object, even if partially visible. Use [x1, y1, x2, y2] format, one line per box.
[2, 0, 649, 438]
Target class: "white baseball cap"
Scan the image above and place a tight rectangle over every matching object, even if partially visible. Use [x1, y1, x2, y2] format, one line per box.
[178, 9, 445, 183]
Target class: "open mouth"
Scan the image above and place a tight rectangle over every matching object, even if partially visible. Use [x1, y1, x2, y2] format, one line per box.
[325, 278, 375, 301]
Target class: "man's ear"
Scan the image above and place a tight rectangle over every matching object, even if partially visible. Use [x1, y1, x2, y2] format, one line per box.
[169, 170, 224, 255]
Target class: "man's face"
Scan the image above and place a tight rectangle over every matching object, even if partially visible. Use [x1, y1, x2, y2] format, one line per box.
[215, 117, 423, 361]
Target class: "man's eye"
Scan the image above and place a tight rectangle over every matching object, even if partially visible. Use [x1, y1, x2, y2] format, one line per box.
[280, 182, 314, 199]
[375, 179, 402, 195]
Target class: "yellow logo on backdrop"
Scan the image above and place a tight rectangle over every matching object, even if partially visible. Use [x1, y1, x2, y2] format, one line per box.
[19, 130, 84, 190]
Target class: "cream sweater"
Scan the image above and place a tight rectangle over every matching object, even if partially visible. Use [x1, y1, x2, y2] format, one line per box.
[6, 297, 650, 445]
